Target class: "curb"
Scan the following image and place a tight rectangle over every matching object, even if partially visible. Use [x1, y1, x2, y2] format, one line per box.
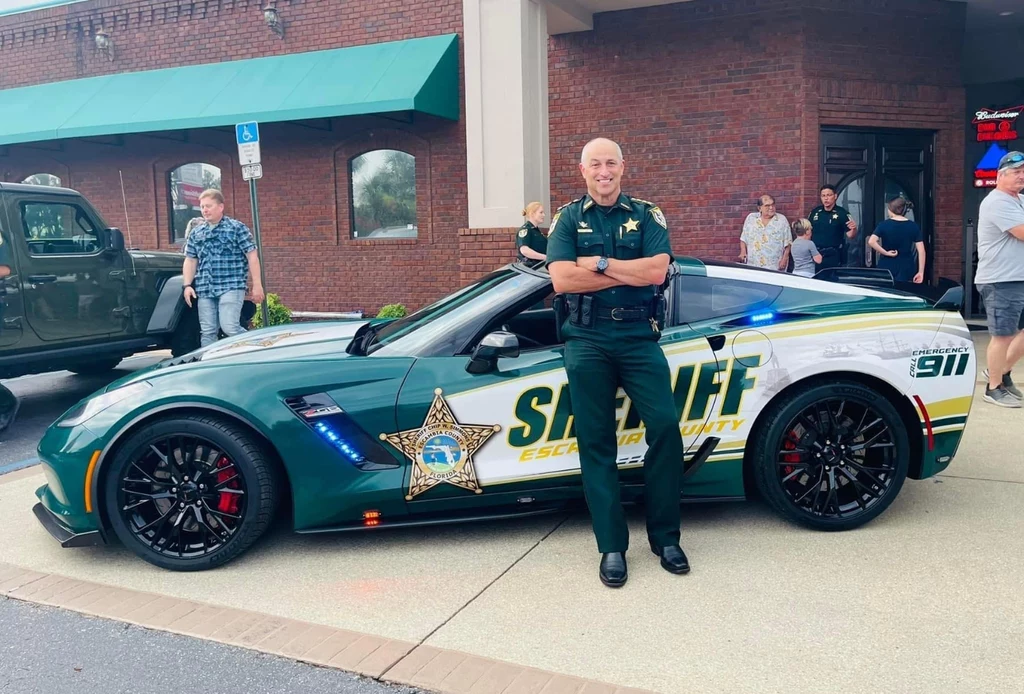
[0, 562, 652, 694]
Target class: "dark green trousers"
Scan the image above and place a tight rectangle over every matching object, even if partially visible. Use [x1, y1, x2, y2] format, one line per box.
[563, 319, 683, 553]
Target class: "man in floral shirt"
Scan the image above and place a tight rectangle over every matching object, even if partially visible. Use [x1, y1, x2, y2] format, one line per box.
[739, 194, 791, 270]
[182, 190, 265, 347]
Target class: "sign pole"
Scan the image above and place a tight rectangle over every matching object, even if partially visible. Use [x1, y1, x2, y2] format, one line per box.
[236, 120, 268, 328]
[248, 177, 270, 328]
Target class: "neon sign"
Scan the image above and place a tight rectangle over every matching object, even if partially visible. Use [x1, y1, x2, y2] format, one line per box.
[973, 106, 1021, 143]
[974, 143, 1009, 188]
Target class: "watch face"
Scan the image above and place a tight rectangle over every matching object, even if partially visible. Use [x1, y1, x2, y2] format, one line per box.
[597, 257, 608, 270]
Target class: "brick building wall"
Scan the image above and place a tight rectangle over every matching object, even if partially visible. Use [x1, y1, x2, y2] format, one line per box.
[547, 0, 966, 282]
[801, 0, 966, 282]
[0, 0, 970, 314]
[0, 0, 467, 316]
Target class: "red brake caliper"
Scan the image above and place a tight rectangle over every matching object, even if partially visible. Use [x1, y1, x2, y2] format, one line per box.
[215, 456, 240, 515]
[781, 431, 802, 476]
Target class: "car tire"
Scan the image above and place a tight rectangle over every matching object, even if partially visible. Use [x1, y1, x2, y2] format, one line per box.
[103, 414, 279, 571]
[751, 380, 910, 531]
[68, 358, 122, 375]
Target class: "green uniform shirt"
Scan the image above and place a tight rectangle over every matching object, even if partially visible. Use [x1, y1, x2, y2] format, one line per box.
[809, 204, 852, 249]
[547, 193, 673, 308]
[515, 221, 547, 259]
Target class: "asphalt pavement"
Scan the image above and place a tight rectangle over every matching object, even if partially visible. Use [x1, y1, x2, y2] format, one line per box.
[0, 353, 167, 471]
[0, 597, 423, 694]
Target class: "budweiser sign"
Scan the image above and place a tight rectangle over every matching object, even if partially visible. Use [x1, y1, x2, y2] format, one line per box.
[973, 105, 1021, 143]
[973, 107, 1022, 122]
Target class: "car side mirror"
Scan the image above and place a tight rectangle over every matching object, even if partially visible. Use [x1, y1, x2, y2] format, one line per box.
[103, 227, 126, 252]
[466, 331, 520, 374]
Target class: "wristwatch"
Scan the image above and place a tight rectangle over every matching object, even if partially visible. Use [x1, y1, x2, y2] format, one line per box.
[596, 257, 609, 274]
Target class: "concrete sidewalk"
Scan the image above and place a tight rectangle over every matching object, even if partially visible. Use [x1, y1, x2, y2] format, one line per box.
[1, 334, 1021, 693]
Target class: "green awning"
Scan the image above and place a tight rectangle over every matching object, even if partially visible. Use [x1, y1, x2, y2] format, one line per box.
[0, 33, 460, 146]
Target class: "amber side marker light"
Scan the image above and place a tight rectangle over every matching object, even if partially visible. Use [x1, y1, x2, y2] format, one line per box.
[84, 450, 102, 513]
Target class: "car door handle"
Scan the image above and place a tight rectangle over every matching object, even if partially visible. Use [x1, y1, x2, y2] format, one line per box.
[27, 274, 58, 284]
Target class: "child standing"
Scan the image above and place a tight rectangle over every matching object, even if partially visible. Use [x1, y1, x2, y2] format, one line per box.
[790, 218, 822, 278]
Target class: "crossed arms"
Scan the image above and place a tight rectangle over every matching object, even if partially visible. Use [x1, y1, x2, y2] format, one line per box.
[549, 254, 671, 294]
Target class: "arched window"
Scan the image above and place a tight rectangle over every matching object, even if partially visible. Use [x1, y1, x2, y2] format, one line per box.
[21, 173, 62, 187]
[169, 163, 221, 243]
[349, 150, 417, 239]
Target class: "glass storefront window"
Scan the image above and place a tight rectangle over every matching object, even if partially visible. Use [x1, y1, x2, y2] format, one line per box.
[21, 173, 62, 187]
[349, 150, 417, 239]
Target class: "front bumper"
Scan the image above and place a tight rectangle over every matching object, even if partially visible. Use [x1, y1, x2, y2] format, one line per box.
[34, 422, 108, 544]
[32, 501, 105, 548]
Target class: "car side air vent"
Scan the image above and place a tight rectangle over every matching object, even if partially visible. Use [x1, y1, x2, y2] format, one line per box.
[159, 353, 203, 368]
[284, 392, 400, 472]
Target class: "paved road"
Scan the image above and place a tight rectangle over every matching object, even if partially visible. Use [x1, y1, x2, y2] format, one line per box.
[0, 353, 166, 472]
[0, 598, 423, 694]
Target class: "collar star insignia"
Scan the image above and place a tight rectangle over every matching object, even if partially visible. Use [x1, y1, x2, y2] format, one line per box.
[623, 218, 640, 232]
[380, 388, 501, 500]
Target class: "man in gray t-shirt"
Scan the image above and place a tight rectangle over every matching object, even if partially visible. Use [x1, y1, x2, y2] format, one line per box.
[976, 150, 1024, 407]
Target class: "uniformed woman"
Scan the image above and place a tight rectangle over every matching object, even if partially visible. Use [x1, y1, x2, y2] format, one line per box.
[516, 202, 548, 264]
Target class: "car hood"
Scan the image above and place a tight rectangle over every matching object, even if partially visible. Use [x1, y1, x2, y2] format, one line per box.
[196, 321, 371, 362]
[102, 321, 375, 393]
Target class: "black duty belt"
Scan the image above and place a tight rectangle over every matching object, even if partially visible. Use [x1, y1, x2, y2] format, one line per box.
[596, 305, 653, 322]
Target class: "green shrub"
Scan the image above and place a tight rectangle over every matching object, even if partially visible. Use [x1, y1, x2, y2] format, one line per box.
[376, 303, 408, 319]
[250, 293, 293, 329]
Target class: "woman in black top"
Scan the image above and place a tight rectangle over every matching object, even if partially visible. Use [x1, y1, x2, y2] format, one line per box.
[516, 202, 548, 263]
[868, 196, 925, 283]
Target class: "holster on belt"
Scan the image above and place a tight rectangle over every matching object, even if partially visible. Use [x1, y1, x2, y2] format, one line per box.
[651, 294, 667, 330]
[566, 294, 595, 328]
[553, 294, 567, 342]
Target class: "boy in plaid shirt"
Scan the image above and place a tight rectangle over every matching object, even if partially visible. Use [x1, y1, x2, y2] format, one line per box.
[182, 190, 265, 347]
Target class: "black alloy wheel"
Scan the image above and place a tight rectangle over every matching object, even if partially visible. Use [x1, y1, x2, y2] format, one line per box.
[104, 414, 278, 571]
[752, 381, 910, 531]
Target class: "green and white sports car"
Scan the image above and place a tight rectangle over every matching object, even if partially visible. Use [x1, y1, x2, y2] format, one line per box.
[34, 259, 976, 571]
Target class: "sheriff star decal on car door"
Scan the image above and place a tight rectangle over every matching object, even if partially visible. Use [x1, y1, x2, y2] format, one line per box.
[380, 388, 502, 500]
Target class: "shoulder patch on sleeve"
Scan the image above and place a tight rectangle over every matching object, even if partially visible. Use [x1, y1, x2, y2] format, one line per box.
[650, 206, 667, 229]
[518, 228, 528, 238]
[550, 211, 562, 228]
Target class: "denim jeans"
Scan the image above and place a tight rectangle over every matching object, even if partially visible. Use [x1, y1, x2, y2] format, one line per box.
[198, 289, 246, 347]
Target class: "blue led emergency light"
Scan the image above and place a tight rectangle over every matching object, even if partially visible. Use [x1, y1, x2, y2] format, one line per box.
[314, 421, 366, 463]
[750, 311, 775, 324]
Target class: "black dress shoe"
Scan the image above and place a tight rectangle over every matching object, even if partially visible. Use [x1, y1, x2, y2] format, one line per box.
[650, 542, 690, 574]
[599, 552, 627, 587]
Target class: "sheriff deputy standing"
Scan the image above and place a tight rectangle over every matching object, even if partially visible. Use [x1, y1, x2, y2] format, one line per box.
[809, 184, 857, 271]
[516, 202, 548, 264]
[547, 137, 688, 588]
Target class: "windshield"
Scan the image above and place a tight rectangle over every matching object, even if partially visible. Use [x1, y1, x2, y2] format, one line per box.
[369, 265, 551, 357]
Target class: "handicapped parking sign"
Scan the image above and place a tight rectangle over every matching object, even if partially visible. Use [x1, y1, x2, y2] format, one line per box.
[235, 121, 261, 165]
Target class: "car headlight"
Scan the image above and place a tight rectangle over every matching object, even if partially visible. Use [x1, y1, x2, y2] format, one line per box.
[57, 381, 153, 428]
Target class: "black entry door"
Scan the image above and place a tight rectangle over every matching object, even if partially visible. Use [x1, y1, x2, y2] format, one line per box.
[821, 129, 935, 279]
